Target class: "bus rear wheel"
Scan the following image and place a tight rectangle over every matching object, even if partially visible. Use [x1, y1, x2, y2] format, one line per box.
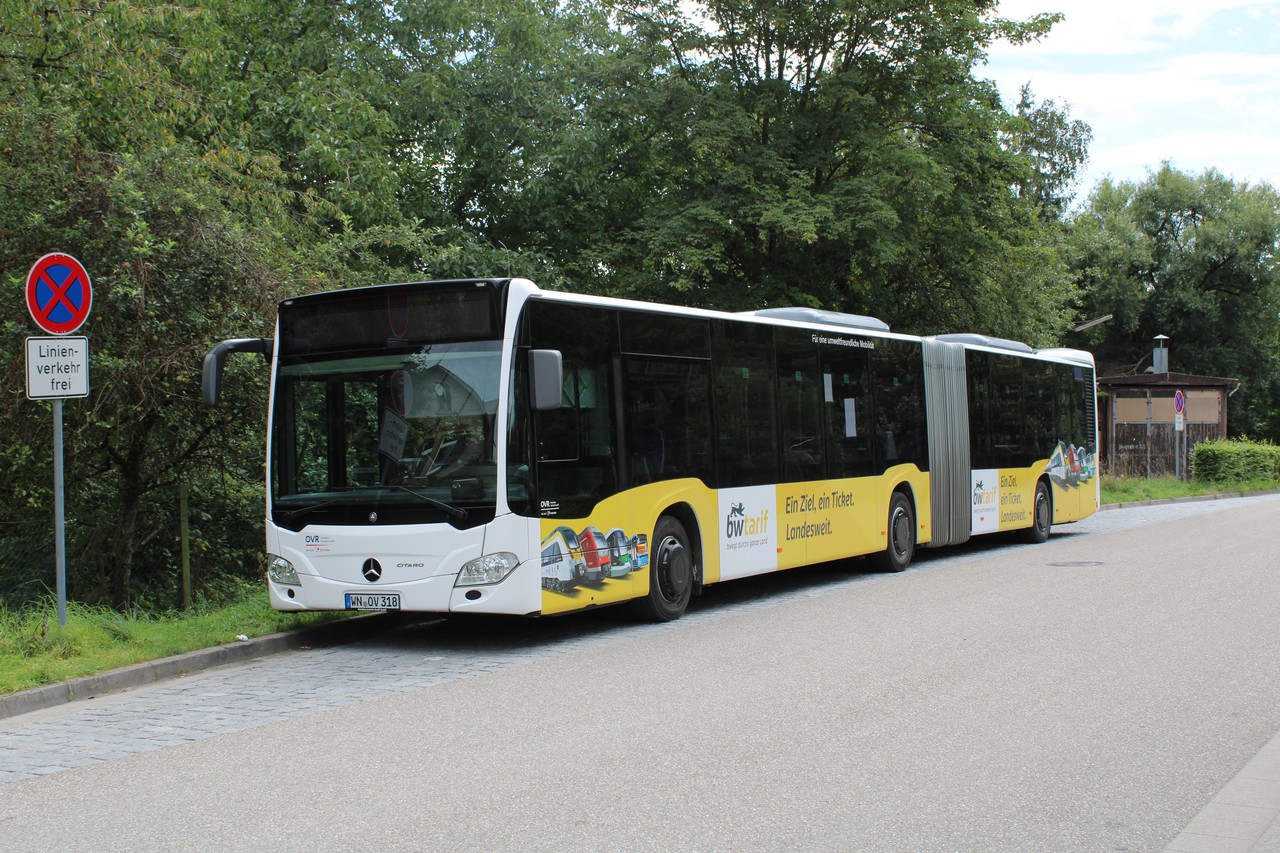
[1020, 480, 1052, 544]
[632, 515, 694, 622]
[871, 492, 915, 573]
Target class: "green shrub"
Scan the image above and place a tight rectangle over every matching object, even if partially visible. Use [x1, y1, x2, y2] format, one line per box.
[1192, 438, 1280, 483]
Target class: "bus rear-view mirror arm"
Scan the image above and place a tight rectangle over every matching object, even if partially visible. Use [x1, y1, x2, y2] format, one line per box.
[530, 349, 563, 411]
[202, 338, 273, 407]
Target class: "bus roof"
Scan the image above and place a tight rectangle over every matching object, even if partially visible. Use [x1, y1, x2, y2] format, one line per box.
[492, 280, 1093, 367]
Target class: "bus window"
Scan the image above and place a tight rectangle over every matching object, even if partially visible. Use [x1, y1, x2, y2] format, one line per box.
[506, 346, 533, 516]
[281, 376, 383, 494]
[1023, 359, 1056, 460]
[526, 300, 622, 518]
[776, 328, 824, 482]
[623, 356, 713, 486]
[874, 339, 927, 471]
[820, 338, 875, 479]
[621, 310, 710, 359]
[1069, 364, 1096, 453]
[967, 349, 993, 469]
[284, 378, 330, 494]
[711, 320, 779, 487]
[534, 366, 580, 463]
[988, 353, 1025, 467]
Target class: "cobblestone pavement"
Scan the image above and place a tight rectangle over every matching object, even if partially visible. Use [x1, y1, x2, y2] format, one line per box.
[2, 494, 1275, 786]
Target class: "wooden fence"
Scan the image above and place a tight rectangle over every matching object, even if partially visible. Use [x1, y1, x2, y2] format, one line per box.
[1108, 422, 1220, 478]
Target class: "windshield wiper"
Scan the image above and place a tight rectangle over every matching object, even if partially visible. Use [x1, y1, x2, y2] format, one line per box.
[384, 484, 469, 521]
[276, 499, 341, 524]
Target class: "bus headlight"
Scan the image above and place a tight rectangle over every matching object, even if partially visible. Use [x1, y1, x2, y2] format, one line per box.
[268, 554, 300, 586]
[456, 553, 519, 586]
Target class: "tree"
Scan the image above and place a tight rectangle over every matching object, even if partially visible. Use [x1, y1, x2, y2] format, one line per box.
[1004, 83, 1092, 217]
[0, 0, 450, 607]
[0, 1, 280, 606]
[1069, 165, 1280, 438]
[510, 0, 1081, 345]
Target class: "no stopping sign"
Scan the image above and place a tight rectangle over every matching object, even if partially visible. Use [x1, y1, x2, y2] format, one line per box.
[27, 253, 93, 335]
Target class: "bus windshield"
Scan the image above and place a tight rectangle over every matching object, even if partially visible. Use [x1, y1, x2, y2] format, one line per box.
[271, 341, 502, 530]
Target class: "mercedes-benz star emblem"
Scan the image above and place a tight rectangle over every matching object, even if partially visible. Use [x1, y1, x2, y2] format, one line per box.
[362, 558, 382, 582]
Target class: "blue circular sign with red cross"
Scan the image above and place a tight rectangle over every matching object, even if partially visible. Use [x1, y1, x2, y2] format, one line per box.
[27, 253, 93, 335]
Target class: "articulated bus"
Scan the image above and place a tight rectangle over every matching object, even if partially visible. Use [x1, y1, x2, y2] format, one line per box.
[203, 278, 1098, 621]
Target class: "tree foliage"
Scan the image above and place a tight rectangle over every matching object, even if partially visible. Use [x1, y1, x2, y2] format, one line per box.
[1069, 165, 1280, 437]
[0, 0, 446, 607]
[529, 0, 1081, 343]
[1005, 83, 1092, 217]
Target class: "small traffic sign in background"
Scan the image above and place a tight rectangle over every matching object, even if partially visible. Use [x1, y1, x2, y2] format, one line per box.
[27, 252, 93, 335]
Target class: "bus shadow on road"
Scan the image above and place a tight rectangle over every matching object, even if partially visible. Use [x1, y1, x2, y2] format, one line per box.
[350, 530, 1088, 655]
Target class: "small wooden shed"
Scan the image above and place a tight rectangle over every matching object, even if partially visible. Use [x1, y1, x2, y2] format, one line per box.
[1097, 371, 1238, 477]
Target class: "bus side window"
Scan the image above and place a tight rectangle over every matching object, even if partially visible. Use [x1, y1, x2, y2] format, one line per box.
[1023, 359, 1056, 460]
[988, 353, 1025, 467]
[534, 364, 580, 462]
[873, 339, 926, 472]
[526, 300, 622, 518]
[821, 345, 874, 479]
[711, 320, 778, 487]
[967, 349, 993, 469]
[622, 356, 713, 487]
[777, 328, 824, 483]
[506, 346, 533, 516]
[629, 413, 665, 483]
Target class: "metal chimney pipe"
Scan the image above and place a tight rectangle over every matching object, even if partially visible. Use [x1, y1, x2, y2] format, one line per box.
[1153, 334, 1169, 374]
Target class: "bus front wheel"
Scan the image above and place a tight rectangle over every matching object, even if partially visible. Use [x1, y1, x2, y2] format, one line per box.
[871, 492, 915, 573]
[632, 515, 694, 622]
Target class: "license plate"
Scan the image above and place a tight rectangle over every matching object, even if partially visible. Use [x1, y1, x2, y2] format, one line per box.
[344, 593, 401, 610]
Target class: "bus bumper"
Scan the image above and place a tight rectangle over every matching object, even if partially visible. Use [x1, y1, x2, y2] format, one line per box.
[268, 557, 542, 615]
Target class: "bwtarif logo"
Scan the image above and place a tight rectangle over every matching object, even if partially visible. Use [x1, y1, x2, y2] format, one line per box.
[726, 504, 769, 538]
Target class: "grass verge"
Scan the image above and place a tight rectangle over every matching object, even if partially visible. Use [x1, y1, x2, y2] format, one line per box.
[1100, 475, 1279, 505]
[0, 592, 344, 696]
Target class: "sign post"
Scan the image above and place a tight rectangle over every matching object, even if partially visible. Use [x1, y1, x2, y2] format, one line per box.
[25, 253, 93, 628]
[1174, 390, 1186, 480]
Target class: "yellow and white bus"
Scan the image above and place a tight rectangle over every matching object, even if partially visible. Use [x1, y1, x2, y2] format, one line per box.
[203, 278, 1098, 621]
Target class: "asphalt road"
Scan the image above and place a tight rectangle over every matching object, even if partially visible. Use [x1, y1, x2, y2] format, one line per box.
[2, 495, 1279, 851]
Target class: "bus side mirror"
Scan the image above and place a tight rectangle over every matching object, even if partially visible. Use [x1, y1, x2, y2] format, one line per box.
[529, 349, 563, 412]
[202, 338, 273, 407]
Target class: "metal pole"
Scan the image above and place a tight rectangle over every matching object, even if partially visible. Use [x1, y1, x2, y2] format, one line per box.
[53, 398, 67, 628]
[180, 482, 191, 610]
[1145, 391, 1152, 479]
[1175, 418, 1181, 480]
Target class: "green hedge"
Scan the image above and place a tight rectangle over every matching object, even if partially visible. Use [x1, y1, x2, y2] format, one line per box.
[1192, 439, 1280, 483]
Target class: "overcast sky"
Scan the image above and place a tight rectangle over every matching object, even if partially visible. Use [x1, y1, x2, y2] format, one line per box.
[981, 0, 1280, 202]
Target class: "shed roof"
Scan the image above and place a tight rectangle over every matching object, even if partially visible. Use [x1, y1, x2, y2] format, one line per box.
[1097, 371, 1239, 389]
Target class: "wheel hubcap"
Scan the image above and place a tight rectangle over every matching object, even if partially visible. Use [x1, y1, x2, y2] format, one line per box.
[891, 508, 910, 557]
[656, 535, 691, 600]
